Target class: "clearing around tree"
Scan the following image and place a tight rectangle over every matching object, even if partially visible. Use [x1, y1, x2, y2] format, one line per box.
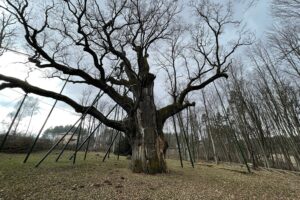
[0, 152, 299, 200]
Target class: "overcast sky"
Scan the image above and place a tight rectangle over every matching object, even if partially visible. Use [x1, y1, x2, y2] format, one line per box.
[0, 0, 273, 135]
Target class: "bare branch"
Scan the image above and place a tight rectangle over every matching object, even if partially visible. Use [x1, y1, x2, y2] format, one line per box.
[0, 74, 126, 132]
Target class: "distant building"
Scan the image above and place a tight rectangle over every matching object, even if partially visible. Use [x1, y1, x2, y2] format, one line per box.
[54, 132, 78, 145]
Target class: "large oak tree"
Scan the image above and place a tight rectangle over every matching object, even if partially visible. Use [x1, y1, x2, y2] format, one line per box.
[0, 0, 250, 173]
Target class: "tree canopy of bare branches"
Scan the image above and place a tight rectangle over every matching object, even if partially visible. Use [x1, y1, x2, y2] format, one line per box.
[0, 0, 250, 173]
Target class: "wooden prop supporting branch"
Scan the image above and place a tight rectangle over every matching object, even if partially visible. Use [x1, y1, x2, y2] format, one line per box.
[68, 104, 119, 160]
[69, 90, 129, 161]
[83, 116, 95, 161]
[117, 108, 124, 160]
[0, 93, 27, 151]
[106, 106, 120, 160]
[35, 91, 103, 167]
[117, 132, 121, 160]
[103, 131, 119, 162]
[84, 135, 91, 160]
[23, 76, 70, 163]
[73, 122, 82, 165]
[55, 93, 105, 162]
[55, 119, 83, 162]
[102, 105, 121, 162]
[102, 105, 123, 162]
[177, 113, 194, 168]
[82, 101, 98, 161]
[172, 115, 184, 168]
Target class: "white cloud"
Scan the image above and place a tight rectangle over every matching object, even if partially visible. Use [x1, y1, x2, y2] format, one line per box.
[0, 51, 82, 135]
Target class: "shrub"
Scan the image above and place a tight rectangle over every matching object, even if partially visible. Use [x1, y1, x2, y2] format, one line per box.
[0, 134, 52, 153]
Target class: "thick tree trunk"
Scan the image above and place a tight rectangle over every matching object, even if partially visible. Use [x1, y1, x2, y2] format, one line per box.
[130, 74, 168, 174]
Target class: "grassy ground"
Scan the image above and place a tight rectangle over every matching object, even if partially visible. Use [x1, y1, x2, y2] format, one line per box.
[0, 152, 300, 200]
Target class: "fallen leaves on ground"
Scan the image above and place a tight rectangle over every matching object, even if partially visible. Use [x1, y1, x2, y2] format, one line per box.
[0, 152, 299, 200]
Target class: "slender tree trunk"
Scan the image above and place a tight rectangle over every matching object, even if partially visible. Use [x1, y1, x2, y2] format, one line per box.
[202, 90, 218, 164]
[193, 113, 209, 161]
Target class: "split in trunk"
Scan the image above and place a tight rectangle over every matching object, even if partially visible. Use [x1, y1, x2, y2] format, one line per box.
[129, 74, 168, 174]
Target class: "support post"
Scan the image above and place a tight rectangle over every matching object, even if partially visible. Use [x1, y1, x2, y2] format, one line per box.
[55, 122, 80, 162]
[0, 93, 27, 151]
[23, 76, 70, 163]
[102, 131, 119, 162]
[172, 115, 183, 168]
[68, 104, 118, 160]
[35, 91, 103, 167]
[177, 113, 194, 168]
[73, 122, 82, 164]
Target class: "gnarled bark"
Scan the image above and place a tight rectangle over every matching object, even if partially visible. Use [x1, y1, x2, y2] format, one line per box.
[129, 73, 168, 174]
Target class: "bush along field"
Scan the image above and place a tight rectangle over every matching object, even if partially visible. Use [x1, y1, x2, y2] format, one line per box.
[0, 152, 300, 200]
[0, 134, 52, 154]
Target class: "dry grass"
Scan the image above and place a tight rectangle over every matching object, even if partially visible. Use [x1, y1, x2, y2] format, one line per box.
[0, 152, 299, 200]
